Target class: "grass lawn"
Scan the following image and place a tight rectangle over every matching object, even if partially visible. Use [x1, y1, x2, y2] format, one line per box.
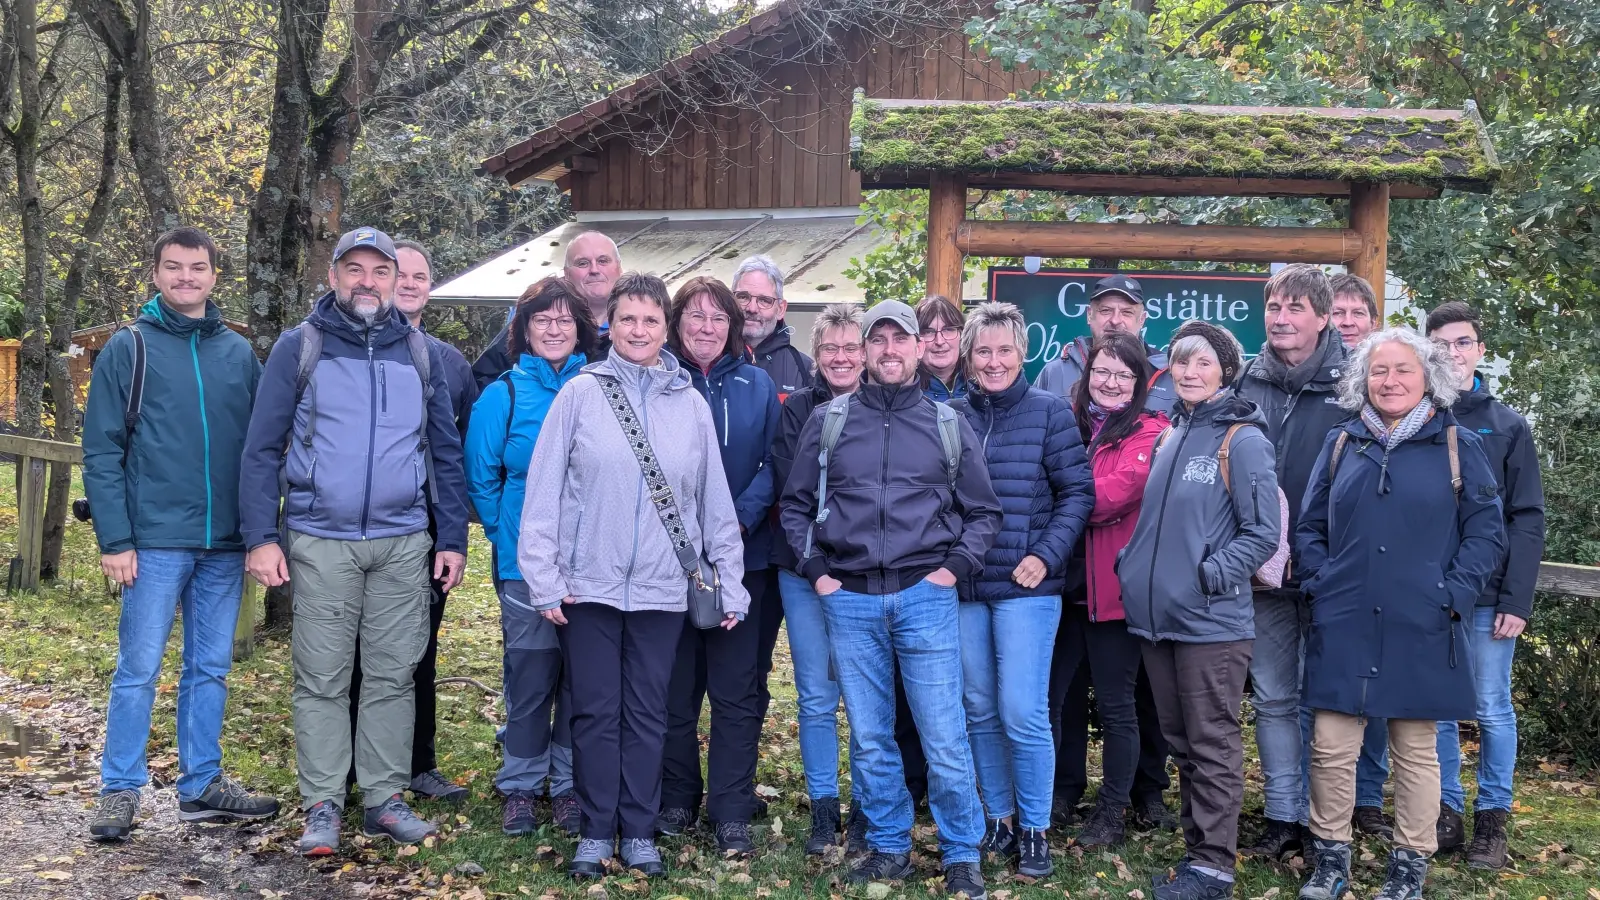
[2, 464, 1597, 899]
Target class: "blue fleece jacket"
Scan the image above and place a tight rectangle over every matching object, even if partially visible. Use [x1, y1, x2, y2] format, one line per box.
[683, 352, 781, 571]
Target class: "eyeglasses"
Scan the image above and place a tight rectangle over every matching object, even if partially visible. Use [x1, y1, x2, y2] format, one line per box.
[920, 326, 959, 342]
[734, 290, 779, 311]
[686, 312, 731, 329]
[1431, 336, 1480, 352]
[531, 315, 576, 331]
[817, 343, 862, 358]
[1089, 367, 1136, 384]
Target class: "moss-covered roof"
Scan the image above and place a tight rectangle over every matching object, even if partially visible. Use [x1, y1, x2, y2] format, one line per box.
[850, 96, 1500, 193]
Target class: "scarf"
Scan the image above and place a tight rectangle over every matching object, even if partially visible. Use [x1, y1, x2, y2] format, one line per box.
[1258, 328, 1336, 394]
[1360, 397, 1435, 450]
[1086, 400, 1128, 440]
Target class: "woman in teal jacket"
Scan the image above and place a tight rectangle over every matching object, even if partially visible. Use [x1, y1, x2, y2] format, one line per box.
[466, 276, 597, 837]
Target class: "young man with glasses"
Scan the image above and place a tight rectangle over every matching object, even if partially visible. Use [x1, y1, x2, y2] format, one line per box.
[732, 254, 811, 401]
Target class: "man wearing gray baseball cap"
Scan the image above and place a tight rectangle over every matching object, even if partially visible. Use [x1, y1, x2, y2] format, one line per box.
[780, 299, 1001, 898]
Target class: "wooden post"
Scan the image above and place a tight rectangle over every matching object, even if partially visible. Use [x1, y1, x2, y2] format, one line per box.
[16, 455, 47, 591]
[1348, 182, 1392, 321]
[233, 577, 259, 661]
[925, 173, 967, 301]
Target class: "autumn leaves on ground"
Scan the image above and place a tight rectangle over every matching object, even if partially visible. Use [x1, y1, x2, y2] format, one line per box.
[1, 472, 1598, 900]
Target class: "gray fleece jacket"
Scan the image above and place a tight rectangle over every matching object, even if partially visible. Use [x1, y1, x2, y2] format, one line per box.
[516, 352, 750, 615]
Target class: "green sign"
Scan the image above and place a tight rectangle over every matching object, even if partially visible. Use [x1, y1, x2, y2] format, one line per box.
[987, 267, 1269, 380]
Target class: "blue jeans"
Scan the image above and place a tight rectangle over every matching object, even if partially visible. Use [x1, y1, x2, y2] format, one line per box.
[1249, 590, 1310, 824]
[1359, 607, 1519, 813]
[822, 579, 986, 864]
[958, 596, 1060, 830]
[101, 549, 245, 801]
[778, 570, 863, 801]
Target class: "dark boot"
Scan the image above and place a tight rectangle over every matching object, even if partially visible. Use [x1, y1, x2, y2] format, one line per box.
[1371, 848, 1428, 900]
[806, 797, 842, 856]
[1435, 803, 1465, 854]
[845, 803, 870, 854]
[1077, 801, 1127, 849]
[980, 818, 1017, 858]
[1353, 805, 1394, 842]
[1242, 818, 1304, 860]
[1465, 808, 1510, 870]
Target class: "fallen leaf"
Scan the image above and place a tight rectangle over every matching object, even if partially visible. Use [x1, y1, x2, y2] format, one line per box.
[866, 883, 893, 899]
[397, 844, 419, 857]
[36, 871, 72, 881]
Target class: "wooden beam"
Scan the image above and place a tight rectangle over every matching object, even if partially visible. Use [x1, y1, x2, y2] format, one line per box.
[1536, 561, 1600, 598]
[16, 456, 47, 591]
[926, 173, 968, 300]
[0, 433, 83, 465]
[868, 170, 1440, 200]
[233, 578, 259, 661]
[956, 220, 1366, 264]
[1348, 182, 1392, 319]
[567, 154, 600, 173]
[868, 98, 1466, 123]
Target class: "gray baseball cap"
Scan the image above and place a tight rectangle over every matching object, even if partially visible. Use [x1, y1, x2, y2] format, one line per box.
[332, 226, 397, 263]
[861, 299, 920, 338]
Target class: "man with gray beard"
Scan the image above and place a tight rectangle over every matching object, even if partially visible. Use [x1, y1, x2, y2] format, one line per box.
[239, 226, 468, 856]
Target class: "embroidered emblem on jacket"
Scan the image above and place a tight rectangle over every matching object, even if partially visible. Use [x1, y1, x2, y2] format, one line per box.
[1183, 455, 1219, 485]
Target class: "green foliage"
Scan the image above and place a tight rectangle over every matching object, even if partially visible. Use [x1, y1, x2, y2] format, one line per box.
[0, 267, 22, 340]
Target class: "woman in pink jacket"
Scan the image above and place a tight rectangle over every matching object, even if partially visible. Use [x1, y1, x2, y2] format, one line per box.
[1057, 331, 1171, 848]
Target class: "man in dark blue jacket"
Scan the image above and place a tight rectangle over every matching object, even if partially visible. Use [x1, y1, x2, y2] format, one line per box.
[83, 227, 279, 841]
[239, 226, 468, 855]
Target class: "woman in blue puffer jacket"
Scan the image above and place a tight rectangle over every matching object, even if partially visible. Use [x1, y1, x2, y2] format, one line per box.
[949, 301, 1094, 878]
[465, 276, 598, 838]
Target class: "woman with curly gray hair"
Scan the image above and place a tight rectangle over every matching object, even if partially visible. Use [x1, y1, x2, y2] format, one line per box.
[1293, 327, 1507, 900]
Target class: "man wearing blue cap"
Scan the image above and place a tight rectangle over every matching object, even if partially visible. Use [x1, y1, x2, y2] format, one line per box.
[238, 225, 469, 855]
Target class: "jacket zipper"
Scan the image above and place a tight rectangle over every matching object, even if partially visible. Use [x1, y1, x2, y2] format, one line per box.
[723, 396, 730, 447]
[379, 362, 388, 413]
[1145, 417, 1194, 633]
[361, 335, 376, 538]
[190, 331, 213, 549]
[878, 404, 891, 582]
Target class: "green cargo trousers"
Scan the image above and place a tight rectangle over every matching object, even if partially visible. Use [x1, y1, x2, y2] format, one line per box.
[287, 529, 432, 809]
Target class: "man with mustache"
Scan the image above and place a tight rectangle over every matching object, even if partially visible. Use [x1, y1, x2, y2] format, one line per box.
[780, 300, 1001, 899]
[238, 226, 469, 856]
[471, 231, 622, 388]
[1234, 263, 1352, 862]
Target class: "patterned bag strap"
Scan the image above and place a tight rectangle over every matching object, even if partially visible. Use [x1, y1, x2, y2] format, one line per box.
[594, 374, 704, 580]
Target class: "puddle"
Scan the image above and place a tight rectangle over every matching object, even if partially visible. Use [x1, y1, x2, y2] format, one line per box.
[0, 711, 89, 783]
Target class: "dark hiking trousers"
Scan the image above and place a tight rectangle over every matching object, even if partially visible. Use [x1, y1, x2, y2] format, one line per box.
[1051, 613, 1171, 807]
[1050, 604, 1143, 809]
[348, 562, 446, 786]
[1141, 637, 1253, 874]
[752, 568, 784, 723]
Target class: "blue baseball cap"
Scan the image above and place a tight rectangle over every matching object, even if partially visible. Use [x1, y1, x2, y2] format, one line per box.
[332, 226, 397, 263]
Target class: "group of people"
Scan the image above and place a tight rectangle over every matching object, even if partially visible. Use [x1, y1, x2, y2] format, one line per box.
[79, 223, 1543, 900]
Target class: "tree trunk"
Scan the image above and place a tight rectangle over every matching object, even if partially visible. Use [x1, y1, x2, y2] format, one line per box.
[7, 0, 49, 439]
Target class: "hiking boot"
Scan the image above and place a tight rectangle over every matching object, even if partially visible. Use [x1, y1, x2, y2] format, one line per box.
[1018, 827, 1053, 878]
[1152, 862, 1234, 900]
[409, 769, 468, 803]
[944, 861, 987, 900]
[806, 796, 842, 855]
[179, 775, 281, 823]
[753, 796, 770, 819]
[715, 820, 755, 855]
[570, 837, 613, 879]
[1298, 838, 1352, 900]
[1242, 818, 1305, 860]
[620, 837, 666, 877]
[845, 803, 870, 853]
[1371, 848, 1428, 900]
[502, 791, 538, 836]
[1132, 796, 1178, 832]
[656, 805, 696, 836]
[1077, 801, 1127, 849]
[1353, 805, 1394, 842]
[89, 789, 141, 842]
[1051, 794, 1085, 828]
[551, 790, 581, 836]
[1466, 808, 1510, 870]
[299, 800, 341, 856]
[980, 818, 1018, 858]
[1435, 803, 1465, 854]
[361, 793, 438, 844]
[846, 851, 914, 883]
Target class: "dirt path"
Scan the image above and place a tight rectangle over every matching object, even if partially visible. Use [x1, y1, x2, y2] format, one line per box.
[0, 673, 345, 900]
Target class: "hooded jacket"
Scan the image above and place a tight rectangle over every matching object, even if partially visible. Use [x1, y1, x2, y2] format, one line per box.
[465, 352, 587, 582]
[1295, 411, 1507, 720]
[950, 374, 1094, 603]
[82, 296, 261, 554]
[769, 370, 841, 573]
[1035, 336, 1176, 415]
[1118, 390, 1282, 644]
[749, 322, 813, 402]
[1452, 378, 1545, 620]
[472, 319, 611, 389]
[238, 294, 469, 553]
[779, 379, 1002, 595]
[683, 351, 782, 571]
[922, 367, 971, 402]
[1083, 412, 1170, 622]
[516, 352, 750, 615]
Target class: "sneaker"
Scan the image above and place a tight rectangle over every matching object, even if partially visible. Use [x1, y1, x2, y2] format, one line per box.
[361, 793, 438, 844]
[1242, 818, 1304, 860]
[1132, 796, 1178, 832]
[1018, 827, 1053, 878]
[806, 797, 842, 856]
[409, 769, 468, 803]
[1353, 805, 1394, 842]
[980, 818, 1018, 858]
[89, 789, 141, 842]
[656, 805, 696, 836]
[944, 861, 988, 900]
[1298, 838, 1351, 900]
[715, 819, 755, 855]
[551, 790, 581, 837]
[620, 837, 666, 877]
[845, 804, 870, 854]
[570, 836, 613, 879]
[1435, 803, 1465, 854]
[846, 851, 915, 883]
[1466, 808, 1510, 870]
[1371, 848, 1428, 900]
[179, 775, 281, 823]
[1077, 801, 1127, 849]
[1051, 794, 1085, 828]
[299, 800, 341, 856]
[502, 791, 538, 836]
[1152, 862, 1234, 900]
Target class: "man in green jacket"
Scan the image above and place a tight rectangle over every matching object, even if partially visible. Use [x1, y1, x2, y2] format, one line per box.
[81, 226, 279, 841]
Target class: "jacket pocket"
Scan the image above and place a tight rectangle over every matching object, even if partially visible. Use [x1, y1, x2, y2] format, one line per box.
[307, 455, 319, 515]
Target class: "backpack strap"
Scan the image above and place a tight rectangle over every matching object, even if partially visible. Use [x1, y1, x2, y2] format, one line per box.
[1215, 423, 1246, 494]
[933, 400, 962, 487]
[803, 394, 853, 560]
[294, 323, 323, 450]
[406, 329, 439, 507]
[1445, 424, 1461, 500]
[124, 324, 146, 433]
[1329, 431, 1351, 480]
[1147, 367, 1167, 392]
[1155, 426, 1172, 452]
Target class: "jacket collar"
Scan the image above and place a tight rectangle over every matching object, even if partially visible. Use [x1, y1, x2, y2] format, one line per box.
[858, 378, 926, 411]
[1248, 328, 1347, 393]
[751, 321, 795, 358]
[515, 351, 586, 389]
[968, 372, 1030, 413]
[585, 348, 690, 397]
[1344, 405, 1451, 444]
[138, 294, 224, 338]
[307, 291, 410, 347]
[1175, 387, 1269, 429]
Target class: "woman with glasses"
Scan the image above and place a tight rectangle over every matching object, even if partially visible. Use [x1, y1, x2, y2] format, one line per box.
[769, 303, 870, 856]
[466, 276, 598, 838]
[918, 295, 969, 401]
[657, 276, 782, 855]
